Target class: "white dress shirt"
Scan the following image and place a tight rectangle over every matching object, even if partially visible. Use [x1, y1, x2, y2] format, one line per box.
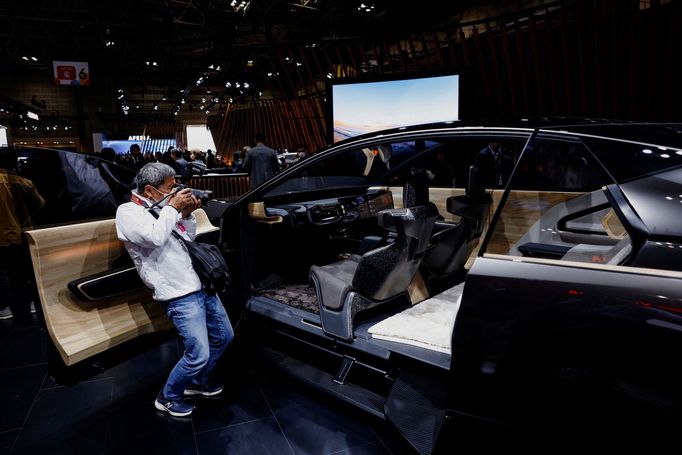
[116, 192, 202, 301]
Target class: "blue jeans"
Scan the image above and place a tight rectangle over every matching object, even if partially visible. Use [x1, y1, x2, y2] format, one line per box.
[162, 290, 233, 401]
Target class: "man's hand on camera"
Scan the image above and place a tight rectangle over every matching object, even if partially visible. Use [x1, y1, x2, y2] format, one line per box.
[181, 194, 201, 219]
[168, 188, 197, 215]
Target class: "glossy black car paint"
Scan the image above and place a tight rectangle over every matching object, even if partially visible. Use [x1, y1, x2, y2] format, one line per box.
[447, 257, 682, 444]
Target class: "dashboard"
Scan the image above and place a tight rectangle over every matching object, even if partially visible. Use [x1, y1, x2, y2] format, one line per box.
[267, 189, 394, 226]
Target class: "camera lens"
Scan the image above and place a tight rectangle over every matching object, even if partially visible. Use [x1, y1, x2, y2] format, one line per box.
[190, 188, 212, 203]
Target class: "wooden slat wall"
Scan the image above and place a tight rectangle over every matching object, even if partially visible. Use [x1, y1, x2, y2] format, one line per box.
[211, 0, 680, 156]
[187, 174, 251, 199]
[212, 98, 327, 158]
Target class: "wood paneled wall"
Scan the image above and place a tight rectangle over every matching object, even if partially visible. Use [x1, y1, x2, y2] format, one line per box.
[211, 0, 681, 155]
[212, 98, 327, 157]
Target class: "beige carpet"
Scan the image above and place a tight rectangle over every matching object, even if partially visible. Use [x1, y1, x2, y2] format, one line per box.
[368, 283, 464, 354]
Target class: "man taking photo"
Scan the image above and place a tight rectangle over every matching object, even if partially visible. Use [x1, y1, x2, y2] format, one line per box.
[115, 162, 233, 417]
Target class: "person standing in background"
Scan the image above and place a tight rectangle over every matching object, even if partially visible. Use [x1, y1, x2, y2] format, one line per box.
[0, 148, 45, 322]
[243, 134, 279, 188]
[129, 144, 143, 171]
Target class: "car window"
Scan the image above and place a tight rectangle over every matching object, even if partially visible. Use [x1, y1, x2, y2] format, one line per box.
[575, 130, 682, 183]
[264, 140, 429, 197]
[3, 146, 136, 229]
[383, 138, 526, 190]
[485, 134, 682, 272]
[483, 137, 634, 265]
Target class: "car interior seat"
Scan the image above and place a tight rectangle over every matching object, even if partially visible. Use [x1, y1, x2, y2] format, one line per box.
[310, 205, 437, 340]
[420, 165, 493, 281]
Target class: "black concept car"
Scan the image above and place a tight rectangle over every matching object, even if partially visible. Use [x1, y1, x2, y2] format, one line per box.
[14, 121, 682, 452]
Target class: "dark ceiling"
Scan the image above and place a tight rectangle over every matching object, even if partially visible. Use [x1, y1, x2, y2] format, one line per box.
[0, 0, 473, 84]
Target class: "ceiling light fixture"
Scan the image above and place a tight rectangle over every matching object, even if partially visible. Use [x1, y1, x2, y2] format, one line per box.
[357, 2, 375, 12]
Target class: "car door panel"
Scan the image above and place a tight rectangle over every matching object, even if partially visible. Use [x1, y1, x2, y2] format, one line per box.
[25, 218, 172, 367]
[448, 254, 682, 437]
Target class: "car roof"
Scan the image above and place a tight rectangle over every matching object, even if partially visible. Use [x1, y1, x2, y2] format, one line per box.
[335, 119, 682, 148]
[539, 123, 682, 149]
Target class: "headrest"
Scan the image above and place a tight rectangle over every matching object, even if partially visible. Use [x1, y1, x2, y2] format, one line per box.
[378, 206, 437, 254]
[402, 168, 430, 207]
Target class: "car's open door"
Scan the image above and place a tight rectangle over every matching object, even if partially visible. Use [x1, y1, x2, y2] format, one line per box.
[9, 147, 220, 382]
[25, 218, 172, 369]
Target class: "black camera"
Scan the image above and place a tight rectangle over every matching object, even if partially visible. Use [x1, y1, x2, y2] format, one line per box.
[174, 184, 213, 204]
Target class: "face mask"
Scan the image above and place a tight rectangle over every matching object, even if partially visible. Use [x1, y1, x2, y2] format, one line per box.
[150, 186, 172, 208]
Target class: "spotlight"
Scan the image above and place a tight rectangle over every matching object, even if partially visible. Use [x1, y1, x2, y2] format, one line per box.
[22, 56, 29, 61]
[30, 56, 38, 62]
[244, 82, 250, 88]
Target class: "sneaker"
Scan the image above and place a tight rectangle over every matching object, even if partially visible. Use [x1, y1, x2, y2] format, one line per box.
[30, 302, 36, 314]
[154, 394, 194, 417]
[0, 308, 12, 320]
[184, 382, 224, 397]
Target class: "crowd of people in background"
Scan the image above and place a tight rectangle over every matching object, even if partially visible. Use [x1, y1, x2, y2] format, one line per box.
[98, 144, 224, 178]
[96, 135, 313, 187]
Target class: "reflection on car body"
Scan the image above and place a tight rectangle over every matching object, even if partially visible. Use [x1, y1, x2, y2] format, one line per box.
[19, 121, 682, 451]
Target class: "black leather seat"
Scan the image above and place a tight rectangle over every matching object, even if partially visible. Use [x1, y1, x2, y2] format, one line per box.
[420, 193, 492, 277]
[420, 165, 492, 281]
[310, 206, 437, 340]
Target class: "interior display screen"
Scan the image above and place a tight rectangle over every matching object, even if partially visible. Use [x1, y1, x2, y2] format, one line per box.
[342, 191, 394, 220]
[331, 74, 459, 143]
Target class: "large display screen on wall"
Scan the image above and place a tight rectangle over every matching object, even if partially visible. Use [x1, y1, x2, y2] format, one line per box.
[331, 74, 459, 143]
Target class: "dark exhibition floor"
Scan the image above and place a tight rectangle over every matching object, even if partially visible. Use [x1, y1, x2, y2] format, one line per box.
[0, 316, 402, 455]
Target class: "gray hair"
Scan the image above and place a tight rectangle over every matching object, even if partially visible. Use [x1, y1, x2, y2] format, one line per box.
[135, 162, 176, 193]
